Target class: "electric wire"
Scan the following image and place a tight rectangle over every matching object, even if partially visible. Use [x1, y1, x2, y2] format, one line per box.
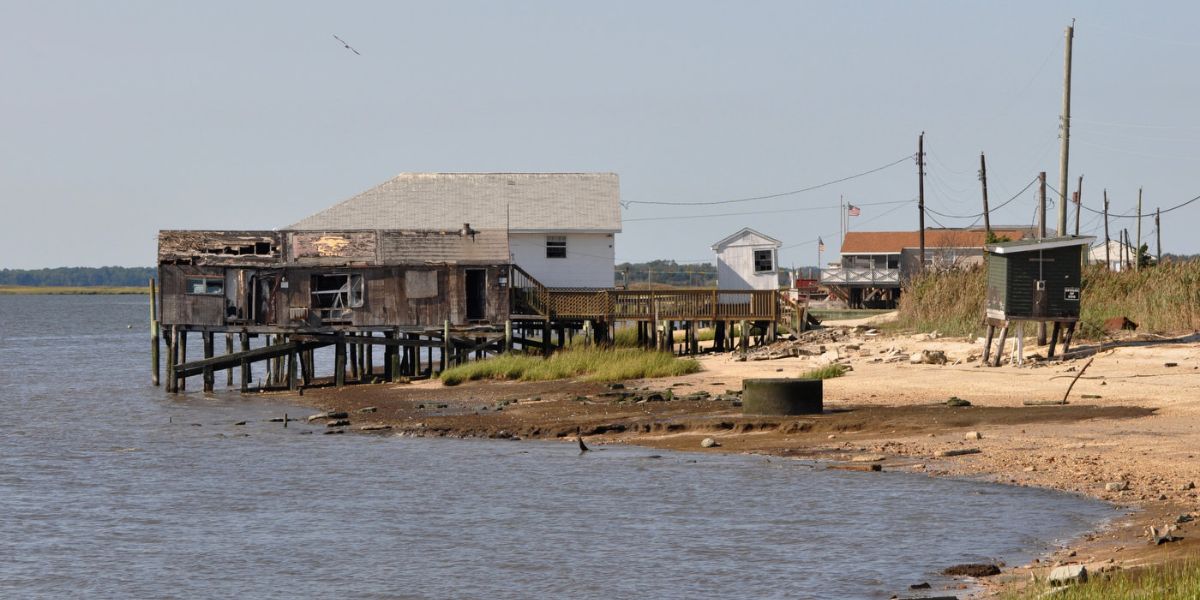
[924, 176, 1039, 220]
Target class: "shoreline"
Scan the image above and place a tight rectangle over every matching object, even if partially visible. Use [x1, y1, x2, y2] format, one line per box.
[266, 325, 1200, 596]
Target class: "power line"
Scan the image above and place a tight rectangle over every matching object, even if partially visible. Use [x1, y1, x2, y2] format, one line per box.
[622, 154, 914, 207]
[924, 176, 1039, 220]
[623, 199, 913, 223]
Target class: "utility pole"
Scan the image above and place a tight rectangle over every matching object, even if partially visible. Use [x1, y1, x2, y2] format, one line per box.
[1080, 175, 1089, 235]
[1057, 20, 1075, 236]
[918, 133, 926, 269]
[1156, 208, 1162, 264]
[1136, 188, 1143, 271]
[1038, 172, 1047, 239]
[1103, 190, 1110, 270]
[979, 152, 991, 239]
[1123, 228, 1132, 270]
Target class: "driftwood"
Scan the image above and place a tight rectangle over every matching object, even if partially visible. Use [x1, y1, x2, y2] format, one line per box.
[1062, 357, 1096, 404]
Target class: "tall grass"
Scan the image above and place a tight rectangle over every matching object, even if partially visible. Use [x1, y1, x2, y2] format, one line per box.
[799, 364, 848, 379]
[895, 262, 1200, 337]
[439, 347, 701, 385]
[1002, 561, 1200, 599]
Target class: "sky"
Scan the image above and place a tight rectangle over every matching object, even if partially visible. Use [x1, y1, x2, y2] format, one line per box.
[2, 1, 1199, 269]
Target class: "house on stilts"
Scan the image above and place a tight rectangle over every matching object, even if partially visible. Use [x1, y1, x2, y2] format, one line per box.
[155, 172, 785, 393]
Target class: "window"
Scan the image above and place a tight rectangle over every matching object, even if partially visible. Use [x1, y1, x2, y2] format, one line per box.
[186, 278, 224, 295]
[311, 274, 364, 321]
[753, 249, 774, 273]
[546, 235, 567, 259]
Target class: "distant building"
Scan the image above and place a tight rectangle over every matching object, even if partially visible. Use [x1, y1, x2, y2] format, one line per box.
[711, 228, 782, 291]
[287, 173, 621, 288]
[820, 227, 1031, 308]
[1088, 239, 1151, 271]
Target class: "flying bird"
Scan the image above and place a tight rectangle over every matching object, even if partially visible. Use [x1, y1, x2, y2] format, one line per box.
[333, 34, 361, 55]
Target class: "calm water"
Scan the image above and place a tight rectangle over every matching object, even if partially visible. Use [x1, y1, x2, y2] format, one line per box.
[0, 295, 1114, 599]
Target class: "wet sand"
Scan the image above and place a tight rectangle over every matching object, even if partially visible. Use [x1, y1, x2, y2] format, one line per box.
[279, 324, 1200, 596]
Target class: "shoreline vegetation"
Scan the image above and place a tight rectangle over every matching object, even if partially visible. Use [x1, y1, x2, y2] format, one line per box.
[0, 285, 149, 295]
[439, 348, 700, 386]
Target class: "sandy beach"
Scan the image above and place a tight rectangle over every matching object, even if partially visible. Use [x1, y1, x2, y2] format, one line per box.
[284, 319, 1200, 595]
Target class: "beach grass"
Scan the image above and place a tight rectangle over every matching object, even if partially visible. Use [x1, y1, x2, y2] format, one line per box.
[439, 347, 701, 386]
[1003, 561, 1200, 599]
[0, 285, 149, 295]
[894, 261, 1200, 338]
[798, 363, 848, 380]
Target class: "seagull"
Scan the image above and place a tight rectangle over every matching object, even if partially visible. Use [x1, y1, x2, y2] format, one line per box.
[333, 34, 361, 56]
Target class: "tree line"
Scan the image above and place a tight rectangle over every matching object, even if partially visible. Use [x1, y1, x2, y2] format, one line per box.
[0, 267, 156, 287]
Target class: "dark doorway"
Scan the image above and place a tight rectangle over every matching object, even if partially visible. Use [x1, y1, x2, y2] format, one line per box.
[466, 269, 487, 321]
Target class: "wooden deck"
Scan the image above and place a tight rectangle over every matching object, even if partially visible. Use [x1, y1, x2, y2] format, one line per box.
[510, 266, 780, 322]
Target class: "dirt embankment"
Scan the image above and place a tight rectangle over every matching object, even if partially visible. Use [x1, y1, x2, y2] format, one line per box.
[281, 324, 1200, 595]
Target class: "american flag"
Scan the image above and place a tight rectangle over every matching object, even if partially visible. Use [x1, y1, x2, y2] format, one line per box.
[818, 237, 825, 251]
[847, 203, 861, 217]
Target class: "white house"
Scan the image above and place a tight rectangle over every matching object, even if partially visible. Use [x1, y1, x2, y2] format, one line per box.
[286, 172, 621, 288]
[711, 228, 781, 291]
[1088, 239, 1153, 272]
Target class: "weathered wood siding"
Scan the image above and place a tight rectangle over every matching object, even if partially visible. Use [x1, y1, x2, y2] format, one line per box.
[159, 264, 228, 326]
[158, 231, 281, 266]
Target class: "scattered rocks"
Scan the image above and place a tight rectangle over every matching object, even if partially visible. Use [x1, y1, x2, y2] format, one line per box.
[358, 406, 378, 413]
[359, 424, 392, 431]
[607, 383, 625, 390]
[307, 411, 348, 422]
[946, 397, 971, 407]
[700, 437, 720, 448]
[936, 448, 981, 457]
[1165, 362, 1179, 368]
[942, 563, 1000, 577]
[327, 419, 350, 428]
[964, 431, 982, 440]
[1105, 481, 1128, 492]
[1048, 564, 1087, 586]
[850, 455, 886, 463]
[1182, 482, 1196, 491]
[910, 350, 948, 365]
[908, 582, 931, 590]
[233, 421, 247, 426]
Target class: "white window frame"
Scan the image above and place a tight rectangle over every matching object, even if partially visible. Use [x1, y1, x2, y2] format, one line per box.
[546, 235, 567, 259]
[753, 249, 775, 273]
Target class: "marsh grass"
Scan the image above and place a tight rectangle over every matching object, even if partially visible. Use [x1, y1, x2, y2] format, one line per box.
[0, 285, 149, 295]
[1003, 561, 1200, 599]
[894, 262, 1200, 338]
[439, 347, 701, 386]
[798, 363, 848, 380]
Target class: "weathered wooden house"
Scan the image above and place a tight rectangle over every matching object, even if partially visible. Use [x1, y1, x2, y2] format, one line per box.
[711, 228, 782, 291]
[285, 172, 621, 288]
[158, 228, 511, 331]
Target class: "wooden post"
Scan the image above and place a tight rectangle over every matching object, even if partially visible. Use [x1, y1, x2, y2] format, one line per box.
[583, 320, 592, 348]
[443, 321, 452, 370]
[240, 332, 251, 391]
[739, 319, 748, 352]
[1136, 188, 1143, 271]
[1062, 322, 1076, 354]
[334, 335, 346, 388]
[1074, 175, 1083, 236]
[202, 332, 214, 393]
[982, 324, 995, 365]
[166, 325, 177, 393]
[225, 333, 234, 387]
[150, 278, 160, 386]
[299, 343, 311, 386]
[918, 132, 926, 270]
[714, 320, 725, 352]
[1156, 208, 1162, 264]
[1103, 190, 1111, 270]
[689, 321, 699, 355]
[287, 346, 298, 392]
[348, 333, 359, 380]
[542, 319, 551, 357]
[992, 324, 1009, 367]
[505, 320, 513, 353]
[178, 330, 187, 390]
[1048, 321, 1062, 359]
[1037, 172, 1047, 346]
[980, 152, 991, 238]
[364, 332, 373, 380]
[1057, 21, 1074, 236]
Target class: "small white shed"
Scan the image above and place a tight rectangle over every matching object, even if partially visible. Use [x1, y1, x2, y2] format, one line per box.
[712, 228, 782, 290]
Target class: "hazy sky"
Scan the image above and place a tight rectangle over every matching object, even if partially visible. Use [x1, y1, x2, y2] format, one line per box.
[3, 1, 1198, 269]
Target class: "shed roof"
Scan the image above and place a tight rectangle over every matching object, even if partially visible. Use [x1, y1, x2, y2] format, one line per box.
[286, 172, 621, 233]
[711, 227, 782, 251]
[986, 235, 1095, 255]
[840, 228, 1031, 254]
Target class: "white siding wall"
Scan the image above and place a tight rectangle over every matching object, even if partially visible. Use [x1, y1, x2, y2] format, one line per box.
[509, 233, 615, 288]
[716, 244, 778, 290]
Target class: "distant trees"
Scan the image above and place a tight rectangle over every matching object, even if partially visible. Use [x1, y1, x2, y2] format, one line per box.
[0, 267, 156, 287]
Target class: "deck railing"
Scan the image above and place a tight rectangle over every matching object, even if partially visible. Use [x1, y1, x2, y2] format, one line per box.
[819, 266, 901, 286]
[531, 288, 778, 321]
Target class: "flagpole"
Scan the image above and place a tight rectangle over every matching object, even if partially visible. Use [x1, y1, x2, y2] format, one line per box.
[839, 195, 844, 253]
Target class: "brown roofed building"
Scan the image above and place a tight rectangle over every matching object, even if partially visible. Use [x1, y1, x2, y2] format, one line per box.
[821, 227, 1033, 308]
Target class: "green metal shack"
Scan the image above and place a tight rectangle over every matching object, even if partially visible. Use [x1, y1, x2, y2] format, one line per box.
[985, 236, 1094, 321]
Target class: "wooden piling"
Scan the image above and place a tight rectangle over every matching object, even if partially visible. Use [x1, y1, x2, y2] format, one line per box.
[334, 335, 346, 388]
[225, 333, 234, 386]
[287, 346, 298, 391]
[1047, 322, 1062, 359]
[202, 332, 214, 393]
[150, 278, 160, 386]
[542, 319, 552, 357]
[982, 324, 995, 364]
[505, 320, 513, 353]
[166, 326, 177, 393]
[739, 320, 749, 352]
[240, 331, 251, 391]
[364, 332, 373, 380]
[178, 330, 187, 390]
[443, 320, 452, 370]
[349, 333, 359, 380]
[992, 324, 1009, 367]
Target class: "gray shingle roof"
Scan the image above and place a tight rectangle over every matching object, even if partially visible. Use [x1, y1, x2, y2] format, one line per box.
[286, 172, 621, 233]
